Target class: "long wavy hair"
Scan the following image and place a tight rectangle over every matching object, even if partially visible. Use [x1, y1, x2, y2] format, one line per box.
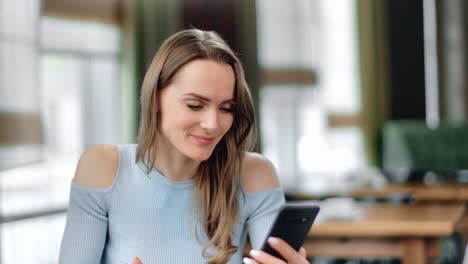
[136, 29, 256, 263]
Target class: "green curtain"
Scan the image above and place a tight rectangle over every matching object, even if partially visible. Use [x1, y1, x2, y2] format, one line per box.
[357, 0, 391, 166]
[237, 0, 262, 152]
[119, 0, 182, 143]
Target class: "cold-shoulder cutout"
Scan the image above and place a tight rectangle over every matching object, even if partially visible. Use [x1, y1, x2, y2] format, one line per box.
[73, 144, 119, 189]
[240, 152, 280, 193]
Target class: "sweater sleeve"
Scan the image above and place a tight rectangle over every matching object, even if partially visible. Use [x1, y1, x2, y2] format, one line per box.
[245, 187, 285, 249]
[58, 181, 111, 264]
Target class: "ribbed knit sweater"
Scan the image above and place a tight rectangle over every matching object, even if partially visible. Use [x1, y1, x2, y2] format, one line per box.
[59, 144, 285, 263]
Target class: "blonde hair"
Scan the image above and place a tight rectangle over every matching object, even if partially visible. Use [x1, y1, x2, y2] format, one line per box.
[136, 29, 256, 263]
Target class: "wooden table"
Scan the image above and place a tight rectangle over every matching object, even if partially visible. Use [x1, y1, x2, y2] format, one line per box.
[351, 183, 468, 202]
[351, 183, 468, 249]
[305, 203, 465, 264]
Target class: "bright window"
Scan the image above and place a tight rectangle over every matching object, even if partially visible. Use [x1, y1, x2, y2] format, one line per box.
[257, 0, 366, 195]
[0, 13, 121, 263]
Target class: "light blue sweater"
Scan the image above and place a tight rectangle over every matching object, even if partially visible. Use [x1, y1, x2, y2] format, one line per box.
[59, 145, 285, 263]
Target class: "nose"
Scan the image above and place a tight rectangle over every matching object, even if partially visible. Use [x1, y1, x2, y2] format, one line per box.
[200, 109, 219, 132]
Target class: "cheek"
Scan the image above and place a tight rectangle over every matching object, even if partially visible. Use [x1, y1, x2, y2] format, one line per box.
[177, 112, 199, 129]
[163, 105, 190, 126]
[160, 108, 190, 135]
[220, 115, 234, 133]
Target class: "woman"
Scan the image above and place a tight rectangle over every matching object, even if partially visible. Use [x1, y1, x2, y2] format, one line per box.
[59, 29, 309, 264]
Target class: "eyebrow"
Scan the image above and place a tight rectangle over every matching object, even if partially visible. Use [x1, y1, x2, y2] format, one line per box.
[182, 93, 235, 104]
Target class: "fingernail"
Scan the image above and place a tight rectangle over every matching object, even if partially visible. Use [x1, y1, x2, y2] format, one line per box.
[268, 237, 280, 244]
[243, 257, 253, 264]
[250, 249, 261, 257]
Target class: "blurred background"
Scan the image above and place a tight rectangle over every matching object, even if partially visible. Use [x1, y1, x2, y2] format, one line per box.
[1, 0, 468, 263]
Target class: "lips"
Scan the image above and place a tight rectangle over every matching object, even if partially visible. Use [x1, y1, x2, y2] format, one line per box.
[191, 135, 214, 144]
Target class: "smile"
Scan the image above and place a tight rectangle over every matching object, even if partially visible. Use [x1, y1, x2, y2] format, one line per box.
[191, 135, 214, 145]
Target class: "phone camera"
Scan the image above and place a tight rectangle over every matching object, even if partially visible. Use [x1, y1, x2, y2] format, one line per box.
[301, 217, 307, 222]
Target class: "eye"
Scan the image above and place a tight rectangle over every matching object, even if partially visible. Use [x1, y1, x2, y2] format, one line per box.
[187, 104, 203, 111]
[219, 107, 234, 113]
[219, 103, 235, 113]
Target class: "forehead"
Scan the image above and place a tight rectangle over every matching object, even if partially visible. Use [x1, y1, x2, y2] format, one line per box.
[169, 59, 236, 99]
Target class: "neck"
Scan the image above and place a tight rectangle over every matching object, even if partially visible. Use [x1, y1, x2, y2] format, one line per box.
[152, 134, 200, 181]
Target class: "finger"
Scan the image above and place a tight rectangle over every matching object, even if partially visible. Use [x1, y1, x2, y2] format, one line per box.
[299, 247, 307, 258]
[132, 257, 142, 264]
[249, 249, 286, 264]
[243, 257, 260, 264]
[267, 237, 301, 262]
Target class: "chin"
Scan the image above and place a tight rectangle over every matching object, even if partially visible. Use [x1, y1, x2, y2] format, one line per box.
[188, 150, 214, 161]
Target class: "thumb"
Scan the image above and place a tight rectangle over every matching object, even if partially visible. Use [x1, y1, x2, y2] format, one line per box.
[132, 257, 142, 264]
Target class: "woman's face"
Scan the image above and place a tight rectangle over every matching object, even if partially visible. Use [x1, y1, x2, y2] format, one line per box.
[158, 59, 236, 161]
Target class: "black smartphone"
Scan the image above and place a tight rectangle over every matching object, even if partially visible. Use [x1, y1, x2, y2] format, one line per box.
[259, 202, 320, 261]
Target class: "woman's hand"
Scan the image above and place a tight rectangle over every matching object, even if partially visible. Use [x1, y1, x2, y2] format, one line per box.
[132, 257, 142, 264]
[243, 237, 308, 264]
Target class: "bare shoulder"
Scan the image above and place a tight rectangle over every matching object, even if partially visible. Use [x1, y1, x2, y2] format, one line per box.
[240, 152, 280, 192]
[73, 144, 119, 189]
